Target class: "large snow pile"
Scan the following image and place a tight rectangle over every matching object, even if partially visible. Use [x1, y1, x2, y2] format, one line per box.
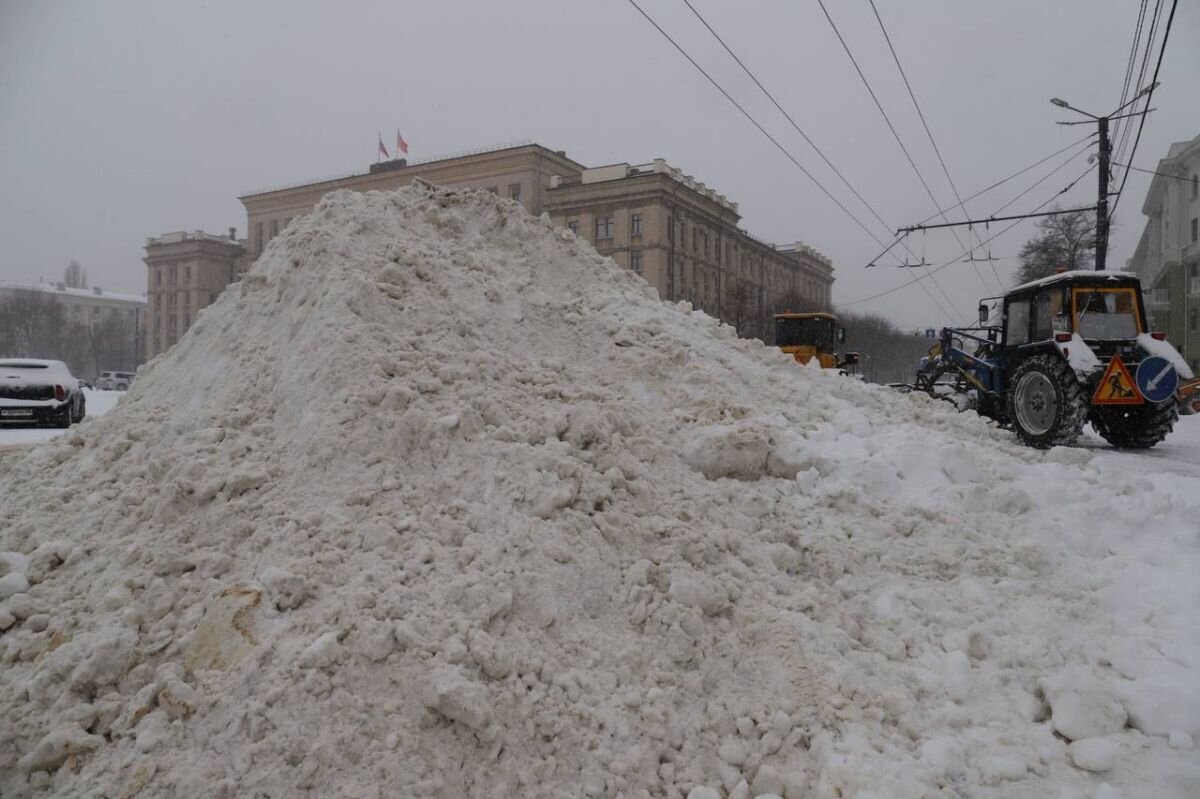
[1, 183, 1197, 798]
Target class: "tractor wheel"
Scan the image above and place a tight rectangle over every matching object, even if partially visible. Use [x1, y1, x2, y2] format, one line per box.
[1006, 355, 1088, 449]
[1090, 402, 1177, 450]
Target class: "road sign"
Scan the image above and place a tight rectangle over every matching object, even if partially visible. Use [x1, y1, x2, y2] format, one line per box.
[1092, 355, 1142, 405]
[1135, 356, 1179, 404]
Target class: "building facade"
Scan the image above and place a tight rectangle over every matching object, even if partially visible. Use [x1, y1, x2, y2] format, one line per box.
[1129, 133, 1200, 371]
[544, 159, 832, 338]
[0, 280, 147, 377]
[0, 280, 145, 332]
[145, 141, 836, 354]
[143, 229, 247, 360]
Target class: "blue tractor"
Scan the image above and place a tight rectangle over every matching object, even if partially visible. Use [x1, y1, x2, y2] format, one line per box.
[913, 270, 1199, 449]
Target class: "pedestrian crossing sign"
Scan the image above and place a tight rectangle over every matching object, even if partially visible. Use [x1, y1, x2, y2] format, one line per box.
[1092, 355, 1143, 405]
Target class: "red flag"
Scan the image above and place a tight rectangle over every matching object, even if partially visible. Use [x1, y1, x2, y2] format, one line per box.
[397, 130, 409, 155]
[377, 132, 390, 160]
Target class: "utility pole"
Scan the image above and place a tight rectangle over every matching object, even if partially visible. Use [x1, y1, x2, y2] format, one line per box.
[1051, 82, 1158, 270]
[1096, 115, 1110, 271]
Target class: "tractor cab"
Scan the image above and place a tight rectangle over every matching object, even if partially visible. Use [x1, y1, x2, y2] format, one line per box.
[773, 312, 858, 371]
[994, 270, 1147, 357]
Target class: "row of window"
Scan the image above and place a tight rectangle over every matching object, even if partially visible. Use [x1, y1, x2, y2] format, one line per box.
[566, 212, 643, 241]
[153, 265, 193, 287]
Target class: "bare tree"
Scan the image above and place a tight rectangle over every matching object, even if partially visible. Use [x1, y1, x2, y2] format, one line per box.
[1016, 207, 1098, 285]
[64, 260, 88, 289]
[839, 311, 931, 384]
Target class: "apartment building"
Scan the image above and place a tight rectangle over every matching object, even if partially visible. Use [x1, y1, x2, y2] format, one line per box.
[0, 280, 145, 331]
[1129, 133, 1200, 371]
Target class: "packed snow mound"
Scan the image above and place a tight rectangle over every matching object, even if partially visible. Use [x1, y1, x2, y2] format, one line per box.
[2, 183, 1198, 798]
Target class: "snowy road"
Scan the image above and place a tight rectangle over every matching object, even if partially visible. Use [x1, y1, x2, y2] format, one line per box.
[1083, 413, 1200, 475]
[0, 389, 123, 447]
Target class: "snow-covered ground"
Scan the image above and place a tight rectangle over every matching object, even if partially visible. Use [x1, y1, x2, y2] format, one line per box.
[0, 389, 123, 447]
[1, 186, 1197, 798]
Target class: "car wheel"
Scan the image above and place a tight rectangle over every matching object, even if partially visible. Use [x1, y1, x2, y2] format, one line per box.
[56, 405, 72, 429]
[116, 383, 127, 391]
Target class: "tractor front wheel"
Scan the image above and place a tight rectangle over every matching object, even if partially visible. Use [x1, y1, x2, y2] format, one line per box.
[1090, 402, 1177, 450]
[1006, 355, 1088, 449]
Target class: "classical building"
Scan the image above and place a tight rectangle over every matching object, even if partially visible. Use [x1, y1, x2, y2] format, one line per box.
[239, 142, 585, 259]
[143, 229, 247, 360]
[544, 159, 832, 338]
[1129, 132, 1200, 371]
[145, 141, 836, 354]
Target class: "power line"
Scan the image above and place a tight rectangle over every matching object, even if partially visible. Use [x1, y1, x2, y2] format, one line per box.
[1113, 161, 1193, 182]
[621, 4, 897, 256]
[673, 0, 953, 317]
[815, 0, 986, 304]
[1113, 0, 1162, 190]
[1110, 0, 1176, 223]
[987, 139, 1097, 218]
[914, 133, 1096, 226]
[623, 0, 964, 320]
[1110, 0, 1151, 173]
[839, 164, 1098, 308]
[865, 0, 1002, 293]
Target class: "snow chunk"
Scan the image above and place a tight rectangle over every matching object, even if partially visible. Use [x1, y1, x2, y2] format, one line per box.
[1068, 738, 1120, 772]
[19, 727, 105, 772]
[1041, 675, 1127, 741]
[0, 571, 30, 600]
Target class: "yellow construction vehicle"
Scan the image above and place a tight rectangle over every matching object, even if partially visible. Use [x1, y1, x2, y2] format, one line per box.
[772, 312, 859, 371]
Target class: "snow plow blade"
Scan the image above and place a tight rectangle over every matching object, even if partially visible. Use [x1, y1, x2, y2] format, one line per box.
[1179, 377, 1200, 416]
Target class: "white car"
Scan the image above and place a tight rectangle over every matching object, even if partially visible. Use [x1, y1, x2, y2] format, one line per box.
[0, 359, 86, 428]
[96, 370, 137, 391]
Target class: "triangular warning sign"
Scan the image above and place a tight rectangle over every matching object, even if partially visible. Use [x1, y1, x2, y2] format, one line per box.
[1092, 355, 1143, 405]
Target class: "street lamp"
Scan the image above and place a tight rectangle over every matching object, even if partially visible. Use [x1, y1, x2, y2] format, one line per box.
[1047, 82, 1161, 271]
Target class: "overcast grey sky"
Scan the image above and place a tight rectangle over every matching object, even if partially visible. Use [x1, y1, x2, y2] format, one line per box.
[2, 0, 1197, 328]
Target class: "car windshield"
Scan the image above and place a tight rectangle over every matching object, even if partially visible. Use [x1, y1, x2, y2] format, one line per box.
[775, 317, 834, 350]
[1073, 289, 1140, 339]
[0, 363, 49, 369]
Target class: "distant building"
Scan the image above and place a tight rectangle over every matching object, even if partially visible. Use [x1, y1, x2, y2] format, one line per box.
[143, 229, 247, 360]
[543, 158, 832, 337]
[0, 279, 145, 336]
[146, 141, 835, 352]
[1129, 132, 1200, 371]
[0, 280, 147, 377]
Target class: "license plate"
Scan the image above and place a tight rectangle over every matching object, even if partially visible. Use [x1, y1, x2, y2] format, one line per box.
[1, 409, 34, 417]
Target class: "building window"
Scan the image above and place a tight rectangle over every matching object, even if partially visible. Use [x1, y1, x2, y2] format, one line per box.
[168, 267, 176, 285]
[692, 229, 698, 252]
[184, 266, 191, 284]
[594, 217, 614, 240]
[255, 222, 264, 255]
[1193, 174, 1199, 199]
[184, 312, 191, 328]
[270, 220, 279, 239]
[485, 186, 497, 194]
[155, 269, 162, 287]
[630, 250, 643, 275]
[631, 213, 642, 237]
[1191, 308, 1197, 332]
[567, 221, 578, 236]
[508, 183, 521, 201]
[703, 231, 709, 257]
[1192, 217, 1198, 243]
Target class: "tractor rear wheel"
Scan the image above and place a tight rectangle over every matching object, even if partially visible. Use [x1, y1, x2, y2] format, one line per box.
[1090, 402, 1177, 450]
[1006, 355, 1088, 448]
